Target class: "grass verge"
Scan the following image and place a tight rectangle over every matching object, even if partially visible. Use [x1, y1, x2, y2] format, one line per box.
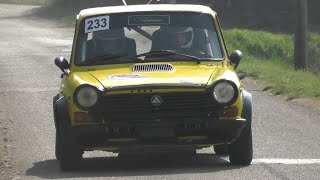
[224, 29, 320, 101]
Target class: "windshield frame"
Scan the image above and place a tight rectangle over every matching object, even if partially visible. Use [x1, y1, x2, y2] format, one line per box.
[71, 11, 226, 67]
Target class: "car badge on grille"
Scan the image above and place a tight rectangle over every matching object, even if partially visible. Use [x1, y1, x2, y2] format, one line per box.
[151, 95, 162, 106]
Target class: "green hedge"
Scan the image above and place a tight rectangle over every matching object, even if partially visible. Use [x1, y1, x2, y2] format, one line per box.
[223, 29, 320, 100]
[224, 29, 320, 75]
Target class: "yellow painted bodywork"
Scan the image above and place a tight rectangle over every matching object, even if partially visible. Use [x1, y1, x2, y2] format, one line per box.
[61, 60, 244, 124]
[58, 5, 245, 147]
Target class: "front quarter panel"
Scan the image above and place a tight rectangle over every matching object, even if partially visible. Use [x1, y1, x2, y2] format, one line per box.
[207, 65, 241, 86]
[60, 72, 104, 122]
[207, 65, 244, 118]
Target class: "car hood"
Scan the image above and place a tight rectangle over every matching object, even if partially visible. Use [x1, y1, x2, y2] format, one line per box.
[86, 63, 218, 90]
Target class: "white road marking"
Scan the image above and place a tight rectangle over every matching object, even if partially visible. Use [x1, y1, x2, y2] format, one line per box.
[252, 159, 320, 165]
[62, 49, 71, 52]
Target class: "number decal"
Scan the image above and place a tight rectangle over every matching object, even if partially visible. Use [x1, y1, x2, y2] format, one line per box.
[85, 16, 109, 33]
[94, 19, 100, 28]
[101, 18, 107, 28]
[87, 20, 93, 30]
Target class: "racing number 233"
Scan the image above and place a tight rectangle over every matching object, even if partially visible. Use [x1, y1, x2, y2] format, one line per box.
[85, 16, 110, 33]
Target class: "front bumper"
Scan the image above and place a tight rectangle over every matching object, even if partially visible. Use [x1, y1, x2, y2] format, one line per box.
[71, 118, 246, 151]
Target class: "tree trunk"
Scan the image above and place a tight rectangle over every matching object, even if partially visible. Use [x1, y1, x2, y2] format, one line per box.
[294, 0, 308, 70]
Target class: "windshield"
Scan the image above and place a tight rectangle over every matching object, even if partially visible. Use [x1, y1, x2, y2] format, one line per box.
[74, 12, 224, 65]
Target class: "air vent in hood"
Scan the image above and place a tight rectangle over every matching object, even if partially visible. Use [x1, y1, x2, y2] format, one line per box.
[132, 64, 174, 72]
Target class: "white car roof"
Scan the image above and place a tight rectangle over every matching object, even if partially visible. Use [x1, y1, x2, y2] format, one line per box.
[78, 4, 216, 21]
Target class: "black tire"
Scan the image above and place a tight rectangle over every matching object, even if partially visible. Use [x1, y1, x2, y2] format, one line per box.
[53, 94, 61, 160]
[228, 127, 253, 165]
[54, 97, 83, 171]
[55, 129, 62, 160]
[214, 144, 229, 155]
[228, 90, 253, 165]
[57, 120, 83, 171]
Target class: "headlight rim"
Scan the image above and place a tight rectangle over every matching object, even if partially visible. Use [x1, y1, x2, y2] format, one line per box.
[210, 80, 239, 106]
[73, 84, 102, 111]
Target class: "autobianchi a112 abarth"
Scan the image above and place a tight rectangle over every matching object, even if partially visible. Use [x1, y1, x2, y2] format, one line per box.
[53, 4, 253, 170]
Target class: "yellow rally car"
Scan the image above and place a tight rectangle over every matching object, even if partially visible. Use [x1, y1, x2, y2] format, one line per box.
[53, 4, 253, 171]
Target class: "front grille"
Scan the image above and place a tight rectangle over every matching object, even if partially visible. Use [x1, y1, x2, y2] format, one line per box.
[100, 92, 221, 122]
[132, 64, 174, 72]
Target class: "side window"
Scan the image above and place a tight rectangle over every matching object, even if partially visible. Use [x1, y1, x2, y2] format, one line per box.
[75, 33, 89, 63]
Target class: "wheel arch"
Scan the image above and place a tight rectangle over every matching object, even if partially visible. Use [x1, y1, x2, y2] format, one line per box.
[53, 94, 59, 128]
[241, 90, 252, 128]
[53, 95, 71, 129]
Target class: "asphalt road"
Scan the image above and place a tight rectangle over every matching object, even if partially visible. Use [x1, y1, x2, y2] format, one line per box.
[0, 4, 320, 180]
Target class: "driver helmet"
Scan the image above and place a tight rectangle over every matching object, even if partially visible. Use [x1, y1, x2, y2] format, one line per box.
[93, 28, 126, 55]
[166, 26, 194, 49]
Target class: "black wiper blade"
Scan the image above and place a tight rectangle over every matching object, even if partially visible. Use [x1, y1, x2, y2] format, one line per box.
[80, 54, 117, 65]
[80, 54, 143, 65]
[136, 50, 201, 64]
[136, 50, 174, 57]
[200, 58, 225, 61]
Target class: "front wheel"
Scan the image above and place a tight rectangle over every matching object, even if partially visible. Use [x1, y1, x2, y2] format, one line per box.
[57, 122, 83, 171]
[53, 94, 61, 160]
[55, 128, 62, 160]
[54, 98, 83, 171]
[228, 127, 253, 165]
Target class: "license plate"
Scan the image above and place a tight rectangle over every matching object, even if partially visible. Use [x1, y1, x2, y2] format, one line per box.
[140, 128, 175, 139]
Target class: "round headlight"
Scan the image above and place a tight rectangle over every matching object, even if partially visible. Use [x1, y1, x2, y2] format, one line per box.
[213, 81, 237, 104]
[75, 86, 98, 109]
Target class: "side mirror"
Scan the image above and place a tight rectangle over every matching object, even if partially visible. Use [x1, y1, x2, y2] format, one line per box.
[230, 50, 242, 69]
[54, 57, 69, 75]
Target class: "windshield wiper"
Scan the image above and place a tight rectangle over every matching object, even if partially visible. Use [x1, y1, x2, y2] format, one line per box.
[80, 54, 143, 65]
[136, 50, 201, 64]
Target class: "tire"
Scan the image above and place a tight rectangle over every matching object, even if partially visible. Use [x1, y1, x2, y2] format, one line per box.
[214, 144, 229, 155]
[54, 96, 83, 171]
[228, 127, 253, 165]
[228, 90, 253, 165]
[53, 94, 61, 160]
[55, 128, 62, 160]
[57, 120, 83, 171]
